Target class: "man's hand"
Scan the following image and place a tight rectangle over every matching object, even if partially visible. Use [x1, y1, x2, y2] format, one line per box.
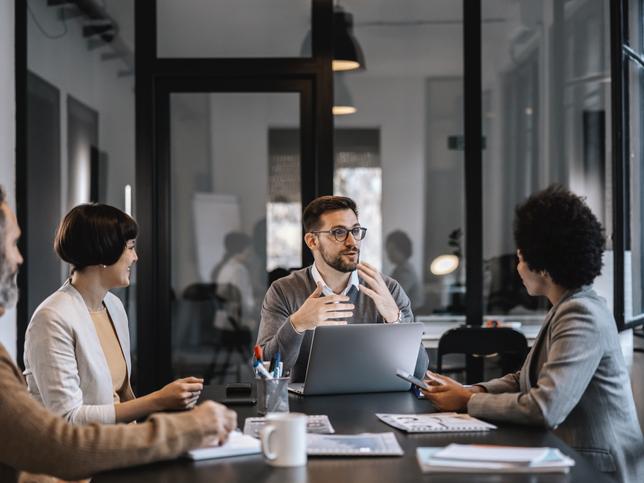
[420, 371, 484, 412]
[193, 400, 238, 447]
[357, 262, 400, 322]
[290, 282, 354, 332]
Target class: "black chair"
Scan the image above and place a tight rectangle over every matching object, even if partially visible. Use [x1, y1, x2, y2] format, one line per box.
[437, 326, 528, 384]
[182, 282, 252, 383]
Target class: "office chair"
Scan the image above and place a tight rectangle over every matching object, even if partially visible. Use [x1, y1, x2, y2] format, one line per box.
[437, 326, 528, 384]
[486, 254, 549, 313]
[182, 282, 252, 383]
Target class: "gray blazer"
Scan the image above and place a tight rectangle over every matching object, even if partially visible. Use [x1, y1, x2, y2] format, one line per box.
[23, 280, 132, 424]
[468, 286, 644, 482]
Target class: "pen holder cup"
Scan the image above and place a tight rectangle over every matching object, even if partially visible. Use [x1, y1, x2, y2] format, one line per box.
[256, 377, 290, 415]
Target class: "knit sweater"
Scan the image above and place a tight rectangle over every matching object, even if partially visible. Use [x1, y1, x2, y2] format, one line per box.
[256, 266, 429, 382]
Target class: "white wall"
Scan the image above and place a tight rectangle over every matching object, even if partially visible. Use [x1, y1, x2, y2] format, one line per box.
[171, 94, 212, 293]
[27, 0, 135, 216]
[210, 93, 299, 235]
[0, 0, 16, 359]
[336, 76, 427, 277]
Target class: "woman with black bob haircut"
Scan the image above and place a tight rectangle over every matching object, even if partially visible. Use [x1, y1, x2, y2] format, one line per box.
[420, 186, 644, 482]
[23, 203, 205, 425]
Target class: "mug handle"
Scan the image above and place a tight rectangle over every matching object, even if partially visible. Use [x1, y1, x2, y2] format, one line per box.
[260, 424, 278, 461]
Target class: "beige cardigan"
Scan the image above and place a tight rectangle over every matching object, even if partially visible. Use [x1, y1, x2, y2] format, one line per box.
[0, 344, 205, 482]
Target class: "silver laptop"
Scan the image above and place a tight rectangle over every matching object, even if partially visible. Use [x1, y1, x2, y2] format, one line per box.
[288, 323, 425, 396]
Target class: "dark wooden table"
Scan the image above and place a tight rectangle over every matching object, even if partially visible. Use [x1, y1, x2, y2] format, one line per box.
[95, 385, 611, 482]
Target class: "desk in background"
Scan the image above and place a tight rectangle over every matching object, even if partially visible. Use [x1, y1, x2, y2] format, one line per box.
[95, 386, 609, 483]
[418, 314, 544, 349]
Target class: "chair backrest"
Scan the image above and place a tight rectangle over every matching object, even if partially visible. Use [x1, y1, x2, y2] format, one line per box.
[182, 282, 217, 302]
[437, 326, 528, 373]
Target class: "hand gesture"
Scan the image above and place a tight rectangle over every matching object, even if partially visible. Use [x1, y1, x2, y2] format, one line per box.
[192, 400, 238, 446]
[290, 282, 354, 332]
[420, 371, 479, 411]
[153, 376, 204, 411]
[357, 262, 400, 322]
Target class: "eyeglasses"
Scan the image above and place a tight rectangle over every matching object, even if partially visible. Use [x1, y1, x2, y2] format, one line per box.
[311, 226, 367, 242]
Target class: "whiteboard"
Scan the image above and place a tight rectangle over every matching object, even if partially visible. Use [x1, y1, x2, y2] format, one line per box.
[192, 193, 241, 282]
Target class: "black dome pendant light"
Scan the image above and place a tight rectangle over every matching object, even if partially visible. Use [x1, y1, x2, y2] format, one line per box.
[332, 4, 365, 71]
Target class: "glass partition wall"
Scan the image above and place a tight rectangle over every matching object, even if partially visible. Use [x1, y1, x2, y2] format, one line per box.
[20, 0, 136, 367]
[481, 0, 612, 322]
[17, 0, 639, 389]
[333, 1, 466, 317]
[170, 92, 301, 381]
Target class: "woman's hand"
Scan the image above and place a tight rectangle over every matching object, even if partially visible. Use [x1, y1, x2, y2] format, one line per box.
[153, 377, 204, 411]
[420, 371, 484, 412]
[193, 401, 238, 447]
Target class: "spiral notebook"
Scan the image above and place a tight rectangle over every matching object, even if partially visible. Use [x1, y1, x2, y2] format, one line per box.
[376, 413, 496, 433]
[306, 432, 403, 456]
[186, 431, 261, 461]
[243, 415, 335, 438]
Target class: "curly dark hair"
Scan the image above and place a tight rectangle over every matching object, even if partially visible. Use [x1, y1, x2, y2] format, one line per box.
[513, 185, 605, 289]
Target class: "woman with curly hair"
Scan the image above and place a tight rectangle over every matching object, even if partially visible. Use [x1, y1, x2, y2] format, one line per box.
[421, 185, 644, 483]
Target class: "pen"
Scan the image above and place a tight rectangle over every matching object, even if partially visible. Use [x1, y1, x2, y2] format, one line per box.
[253, 359, 273, 379]
[254, 345, 263, 362]
[271, 352, 281, 378]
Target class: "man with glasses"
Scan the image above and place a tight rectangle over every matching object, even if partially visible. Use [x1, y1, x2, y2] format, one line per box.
[257, 196, 429, 382]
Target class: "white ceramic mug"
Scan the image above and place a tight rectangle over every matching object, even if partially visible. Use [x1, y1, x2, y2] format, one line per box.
[260, 412, 307, 467]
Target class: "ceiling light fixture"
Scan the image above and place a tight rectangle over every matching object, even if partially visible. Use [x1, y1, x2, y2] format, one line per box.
[332, 5, 365, 71]
[333, 74, 356, 115]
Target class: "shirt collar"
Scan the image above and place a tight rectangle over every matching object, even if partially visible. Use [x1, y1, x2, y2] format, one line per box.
[311, 263, 360, 296]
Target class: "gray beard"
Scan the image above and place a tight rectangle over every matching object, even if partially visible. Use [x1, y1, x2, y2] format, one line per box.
[0, 262, 18, 310]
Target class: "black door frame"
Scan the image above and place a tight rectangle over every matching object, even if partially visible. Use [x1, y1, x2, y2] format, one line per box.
[137, 77, 315, 392]
[133, 0, 334, 392]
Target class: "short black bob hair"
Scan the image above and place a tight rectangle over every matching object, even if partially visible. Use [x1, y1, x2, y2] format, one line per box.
[302, 196, 358, 233]
[513, 185, 604, 290]
[55, 203, 138, 272]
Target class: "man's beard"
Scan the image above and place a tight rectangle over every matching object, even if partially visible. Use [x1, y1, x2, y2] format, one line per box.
[0, 261, 18, 309]
[320, 245, 360, 273]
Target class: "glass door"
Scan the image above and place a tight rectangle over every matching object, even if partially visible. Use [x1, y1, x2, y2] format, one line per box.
[138, 79, 314, 390]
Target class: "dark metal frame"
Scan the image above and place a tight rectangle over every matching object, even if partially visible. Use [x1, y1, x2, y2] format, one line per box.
[611, 0, 628, 331]
[15, 0, 28, 367]
[612, 0, 644, 330]
[134, 0, 334, 392]
[464, 0, 483, 327]
[14, 0, 640, 381]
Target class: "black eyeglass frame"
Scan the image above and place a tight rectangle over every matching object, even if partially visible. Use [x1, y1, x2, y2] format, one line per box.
[311, 226, 367, 242]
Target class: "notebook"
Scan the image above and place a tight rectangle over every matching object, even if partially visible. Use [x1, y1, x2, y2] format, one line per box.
[243, 415, 335, 438]
[306, 432, 403, 456]
[416, 446, 575, 474]
[376, 413, 497, 433]
[186, 431, 261, 461]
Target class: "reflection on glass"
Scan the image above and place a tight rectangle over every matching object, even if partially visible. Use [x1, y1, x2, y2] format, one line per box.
[335, 166, 382, 270]
[157, 0, 311, 58]
[170, 93, 300, 383]
[482, 0, 611, 319]
[627, 0, 644, 320]
[334, 1, 465, 316]
[26, 0, 136, 360]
